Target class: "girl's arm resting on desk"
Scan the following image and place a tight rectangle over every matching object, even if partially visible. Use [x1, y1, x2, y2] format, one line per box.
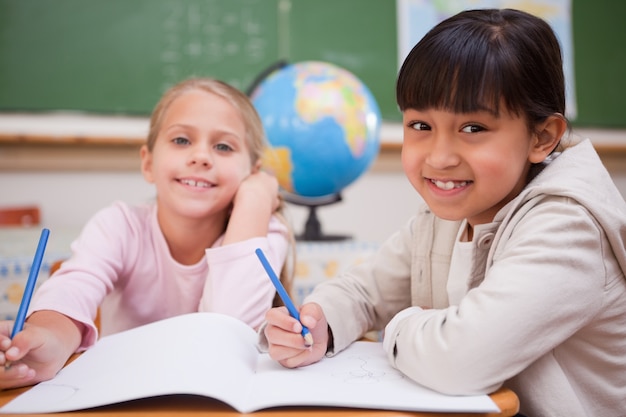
[384, 201, 609, 395]
[304, 218, 415, 355]
[199, 171, 286, 330]
[0, 310, 83, 390]
[200, 217, 290, 330]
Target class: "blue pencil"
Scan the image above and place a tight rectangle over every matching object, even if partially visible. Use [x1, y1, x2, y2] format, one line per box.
[255, 248, 313, 347]
[10, 228, 50, 339]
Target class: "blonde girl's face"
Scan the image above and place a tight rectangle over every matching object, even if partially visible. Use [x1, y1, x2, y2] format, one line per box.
[141, 90, 253, 222]
[401, 106, 549, 228]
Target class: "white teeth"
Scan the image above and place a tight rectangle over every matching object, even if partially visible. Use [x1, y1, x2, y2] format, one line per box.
[180, 179, 210, 188]
[432, 180, 467, 190]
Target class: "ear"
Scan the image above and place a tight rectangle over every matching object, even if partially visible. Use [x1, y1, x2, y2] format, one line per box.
[251, 158, 262, 174]
[140, 145, 155, 183]
[528, 114, 567, 164]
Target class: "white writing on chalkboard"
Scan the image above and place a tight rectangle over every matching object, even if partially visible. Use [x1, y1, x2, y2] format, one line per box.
[159, 0, 273, 92]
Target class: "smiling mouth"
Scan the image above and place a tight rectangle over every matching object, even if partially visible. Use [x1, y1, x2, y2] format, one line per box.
[429, 179, 470, 191]
[179, 179, 213, 188]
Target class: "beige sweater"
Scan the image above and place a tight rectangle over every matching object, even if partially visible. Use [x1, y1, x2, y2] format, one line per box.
[306, 140, 626, 417]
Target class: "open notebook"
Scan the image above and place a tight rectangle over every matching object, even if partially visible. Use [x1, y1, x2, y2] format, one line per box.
[0, 312, 499, 414]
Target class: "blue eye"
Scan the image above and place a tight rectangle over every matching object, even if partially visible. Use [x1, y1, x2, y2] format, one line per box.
[215, 143, 233, 152]
[172, 137, 190, 145]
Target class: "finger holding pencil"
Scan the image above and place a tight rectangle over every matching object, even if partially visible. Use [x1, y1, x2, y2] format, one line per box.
[0, 229, 48, 383]
[3, 228, 49, 371]
[255, 248, 314, 347]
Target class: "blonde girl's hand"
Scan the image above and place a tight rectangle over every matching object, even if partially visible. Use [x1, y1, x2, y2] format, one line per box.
[0, 320, 37, 389]
[234, 170, 281, 214]
[0, 312, 82, 390]
[224, 171, 281, 245]
[264, 303, 329, 368]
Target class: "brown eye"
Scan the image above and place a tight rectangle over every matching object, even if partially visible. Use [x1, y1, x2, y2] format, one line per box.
[409, 121, 431, 131]
[461, 124, 485, 133]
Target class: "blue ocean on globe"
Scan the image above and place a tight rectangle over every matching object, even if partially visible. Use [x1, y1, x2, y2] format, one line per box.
[250, 61, 381, 199]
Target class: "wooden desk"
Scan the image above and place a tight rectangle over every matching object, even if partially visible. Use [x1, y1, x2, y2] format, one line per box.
[0, 385, 518, 417]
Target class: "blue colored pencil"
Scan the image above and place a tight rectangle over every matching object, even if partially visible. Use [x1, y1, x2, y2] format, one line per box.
[255, 248, 313, 347]
[10, 228, 50, 339]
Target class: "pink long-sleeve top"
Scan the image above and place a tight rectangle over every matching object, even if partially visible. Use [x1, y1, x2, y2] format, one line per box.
[30, 201, 290, 350]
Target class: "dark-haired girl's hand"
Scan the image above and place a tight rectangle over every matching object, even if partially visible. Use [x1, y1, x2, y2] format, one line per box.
[263, 302, 329, 368]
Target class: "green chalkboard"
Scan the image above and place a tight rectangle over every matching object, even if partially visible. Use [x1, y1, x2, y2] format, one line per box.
[0, 0, 624, 127]
[0, 0, 398, 120]
[0, 0, 281, 114]
[571, 1, 626, 127]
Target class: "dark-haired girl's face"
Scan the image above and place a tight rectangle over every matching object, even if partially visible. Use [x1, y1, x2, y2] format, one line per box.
[401, 106, 536, 230]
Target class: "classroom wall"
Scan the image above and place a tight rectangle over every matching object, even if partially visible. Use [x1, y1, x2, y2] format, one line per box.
[0, 169, 423, 243]
[1, 161, 625, 244]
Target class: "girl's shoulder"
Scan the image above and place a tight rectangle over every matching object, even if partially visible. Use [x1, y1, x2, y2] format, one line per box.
[269, 213, 290, 234]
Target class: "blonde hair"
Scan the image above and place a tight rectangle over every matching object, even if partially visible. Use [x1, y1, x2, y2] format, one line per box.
[146, 77, 295, 305]
[147, 78, 265, 163]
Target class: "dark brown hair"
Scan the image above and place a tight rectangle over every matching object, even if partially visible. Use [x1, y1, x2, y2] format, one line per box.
[396, 8, 566, 131]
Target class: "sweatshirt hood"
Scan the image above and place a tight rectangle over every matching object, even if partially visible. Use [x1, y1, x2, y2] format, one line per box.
[503, 138, 626, 275]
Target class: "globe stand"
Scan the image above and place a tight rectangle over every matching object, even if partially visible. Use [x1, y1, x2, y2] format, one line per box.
[283, 193, 350, 242]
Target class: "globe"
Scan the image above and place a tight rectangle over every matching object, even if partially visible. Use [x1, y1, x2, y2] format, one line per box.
[250, 61, 382, 200]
